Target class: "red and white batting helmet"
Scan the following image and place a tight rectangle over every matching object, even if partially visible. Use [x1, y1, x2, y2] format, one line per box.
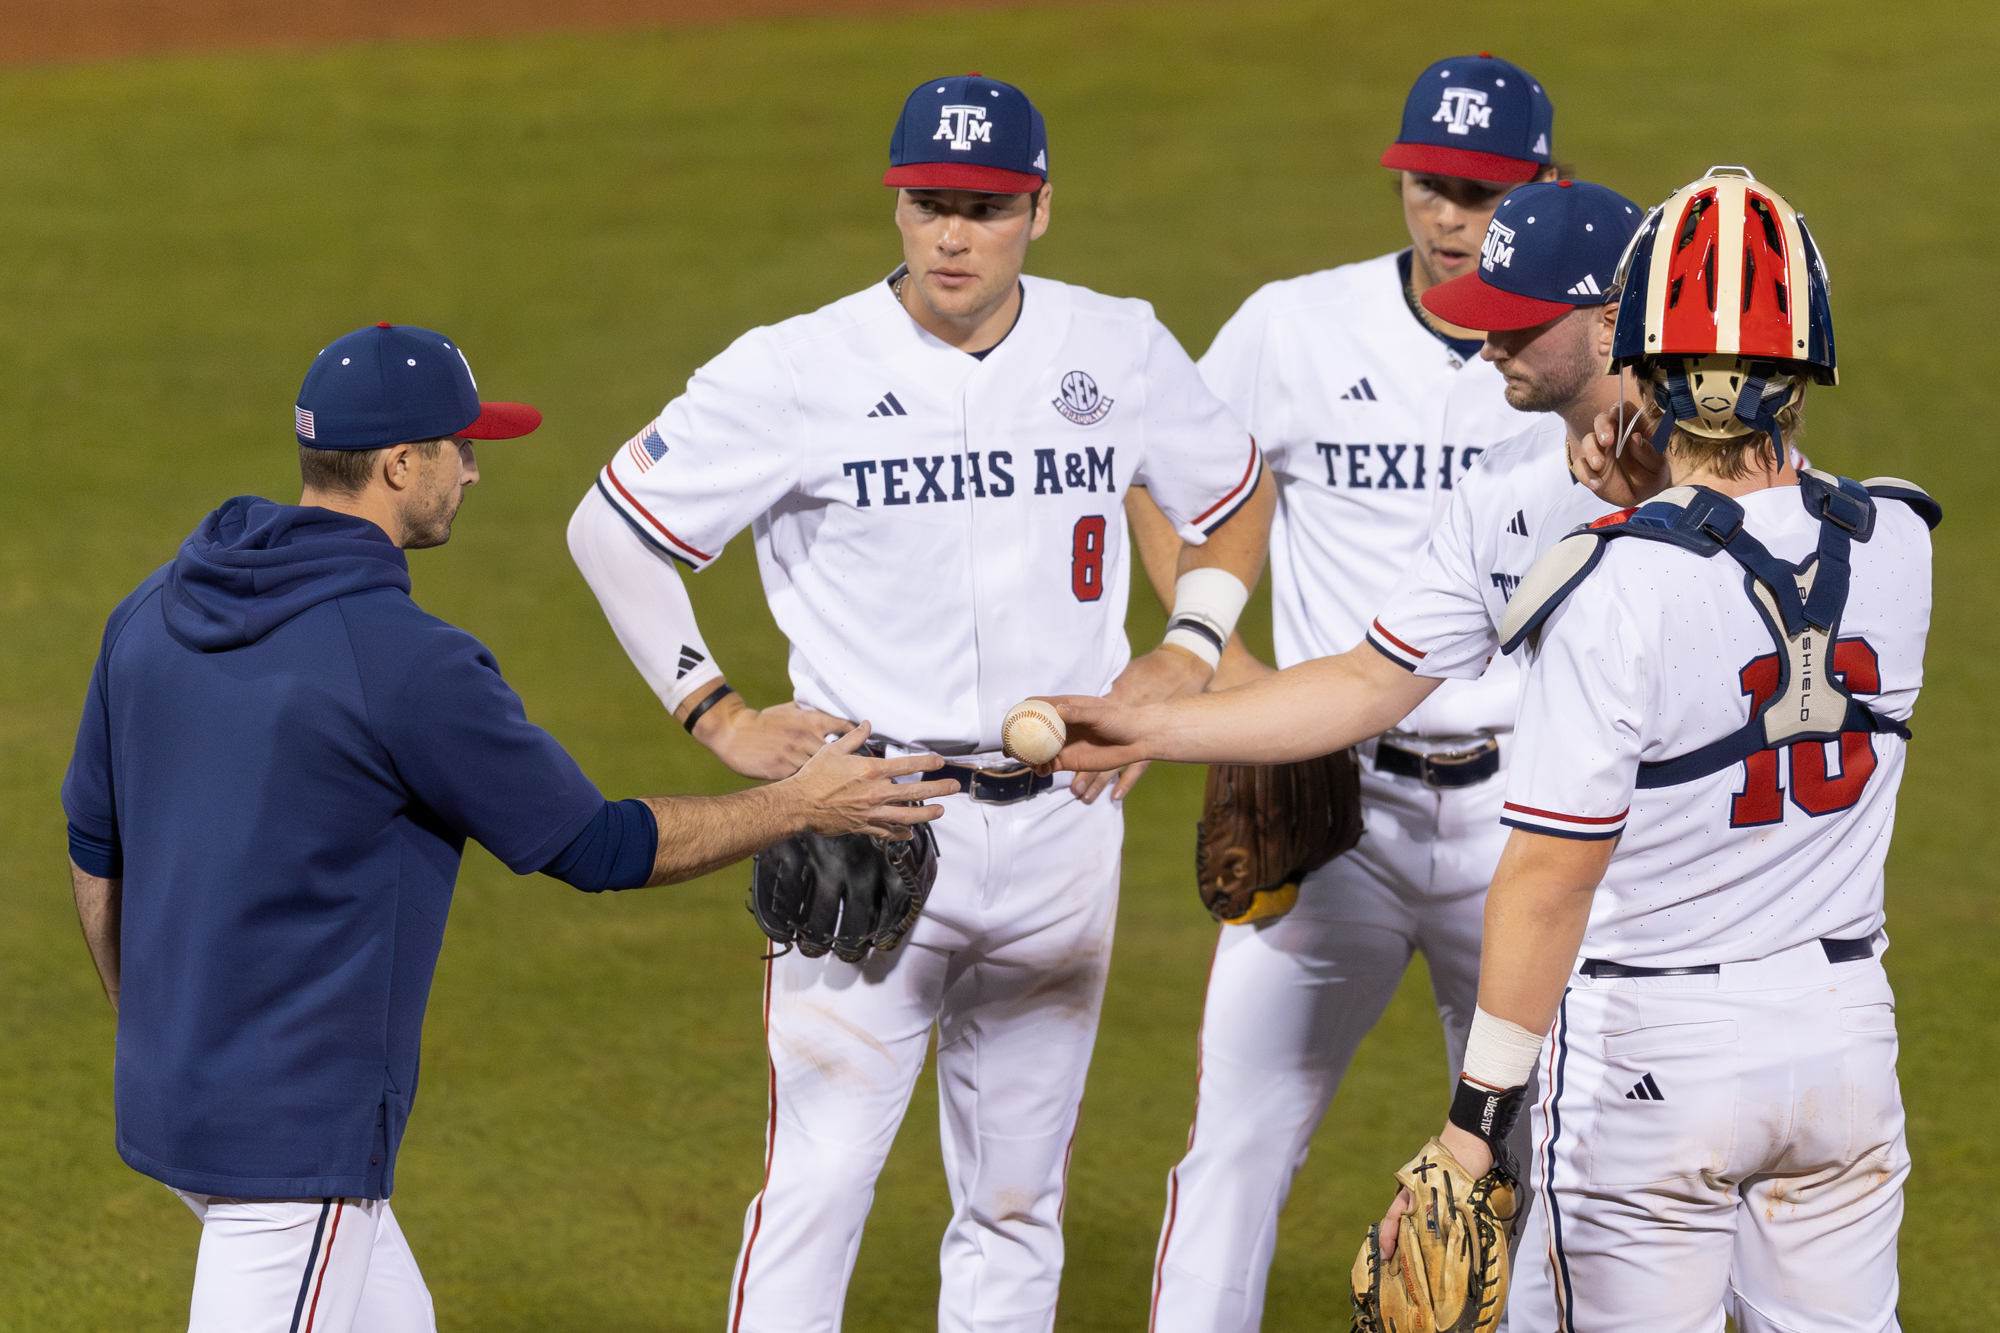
[1610, 166, 1835, 443]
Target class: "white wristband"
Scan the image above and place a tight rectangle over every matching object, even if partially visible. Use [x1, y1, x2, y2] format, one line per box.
[1461, 1005, 1546, 1090]
[1162, 568, 1249, 669]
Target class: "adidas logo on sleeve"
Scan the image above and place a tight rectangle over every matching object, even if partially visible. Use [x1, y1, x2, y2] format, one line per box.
[675, 645, 707, 679]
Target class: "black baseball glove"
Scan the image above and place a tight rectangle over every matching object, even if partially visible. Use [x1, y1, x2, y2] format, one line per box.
[748, 823, 939, 964]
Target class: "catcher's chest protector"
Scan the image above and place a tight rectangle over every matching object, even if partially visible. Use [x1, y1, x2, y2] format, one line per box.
[1496, 470, 1940, 788]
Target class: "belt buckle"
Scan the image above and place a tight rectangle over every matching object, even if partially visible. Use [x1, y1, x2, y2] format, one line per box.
[1417, 739, 1497, 789]
[970, 763, 1041, 805]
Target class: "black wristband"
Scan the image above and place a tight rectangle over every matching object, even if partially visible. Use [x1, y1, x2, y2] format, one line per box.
[1449, 1075, 1526, 1166]
[681, 681, 735, 734]
[1165, 615, 1226, 652]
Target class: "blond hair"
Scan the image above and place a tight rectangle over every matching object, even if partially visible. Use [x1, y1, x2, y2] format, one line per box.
[1632, 365, 1807, 481]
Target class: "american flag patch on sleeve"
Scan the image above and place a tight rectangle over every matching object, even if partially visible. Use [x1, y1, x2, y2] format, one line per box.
[295, 406, 315, 439]
[624, 423, 669, 473]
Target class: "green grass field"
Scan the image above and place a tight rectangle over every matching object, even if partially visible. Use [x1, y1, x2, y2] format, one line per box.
[2, 1, 1996, 1327]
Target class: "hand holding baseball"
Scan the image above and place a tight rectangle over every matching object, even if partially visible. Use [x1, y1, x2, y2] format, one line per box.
[1002, 699, 1067, 767]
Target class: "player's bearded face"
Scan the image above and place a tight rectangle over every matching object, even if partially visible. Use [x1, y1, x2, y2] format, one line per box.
[1483, 307, 1601, 414]
[895, 187, 1050, 320]
[400, 438, 477, 550]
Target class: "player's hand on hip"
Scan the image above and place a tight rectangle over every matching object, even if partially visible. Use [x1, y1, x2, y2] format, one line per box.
[1207, 635, 1277, 692]
[1071, 758, 1149, 804]
[1063, 646, 1208, 802]
[1577, 402, 1671, 508]
[692, 693, 856, 780]
[785, 723, 959, 840]
[1113, 643, 1215, 705]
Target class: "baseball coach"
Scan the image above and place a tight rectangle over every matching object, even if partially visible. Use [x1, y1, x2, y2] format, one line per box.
[60, 322, 953, 1332]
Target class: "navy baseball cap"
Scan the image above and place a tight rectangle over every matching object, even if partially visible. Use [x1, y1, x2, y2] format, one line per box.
[294, 323, 541, 451]
[1382, 54, 1554, 183]
[886, 73, 1048, 194]
[1422, 180, 1643, 330]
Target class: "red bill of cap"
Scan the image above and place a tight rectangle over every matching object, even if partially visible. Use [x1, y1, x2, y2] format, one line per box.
[1422, 270, 1575, 332]
[884, 162, 1045, 193]
[1381, 141, 1541, 184]
[460, 401, 543, 439]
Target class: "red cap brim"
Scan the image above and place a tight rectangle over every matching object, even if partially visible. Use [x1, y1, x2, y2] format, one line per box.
[884, 163, 1045, 193]
[1422, 271, 1577, 332]
[1381, 142, 1541, 184]
[460, 401, 542, 440]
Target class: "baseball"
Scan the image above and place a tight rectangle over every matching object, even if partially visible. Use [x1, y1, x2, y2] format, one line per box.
[1002, 699, 1066, 767]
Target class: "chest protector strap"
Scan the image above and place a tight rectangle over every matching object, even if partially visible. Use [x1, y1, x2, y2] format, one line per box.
[1496, 470, 1940, 791]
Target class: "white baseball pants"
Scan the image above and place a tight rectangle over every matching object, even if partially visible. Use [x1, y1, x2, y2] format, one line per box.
[173, 1191, 435, 1333]
[727, 784, 1122, 1333]
[1148, 755, 1518, 1333]
[1529, 941, 1908, 1333]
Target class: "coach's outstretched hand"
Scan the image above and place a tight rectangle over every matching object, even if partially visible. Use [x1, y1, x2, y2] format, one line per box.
[1575, 400, 1671, 509]
[641, 724, 954, 886]
[691, 694, 858, 780]
[786, 724, 957, 841]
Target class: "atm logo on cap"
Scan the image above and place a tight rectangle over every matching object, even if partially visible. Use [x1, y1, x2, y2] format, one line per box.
[1433, 87, 1493, 136]
[1481, 220, 1516, 271]
[934, 105, 993, 152]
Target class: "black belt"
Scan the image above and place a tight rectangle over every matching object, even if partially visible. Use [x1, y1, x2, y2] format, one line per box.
[1580, 935, 1878, 978]
[934, 762, 1053, 805]
[1374, 738, 1500, 789]
[859, 737, 1054, 806]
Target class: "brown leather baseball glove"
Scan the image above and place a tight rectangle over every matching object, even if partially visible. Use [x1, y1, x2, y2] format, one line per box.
[1195, 749, 1362, 924]
[1351, 1137, 1518, 1333]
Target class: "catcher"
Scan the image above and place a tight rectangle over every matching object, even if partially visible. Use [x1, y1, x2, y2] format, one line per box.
[1364, 167, 1928, 1332]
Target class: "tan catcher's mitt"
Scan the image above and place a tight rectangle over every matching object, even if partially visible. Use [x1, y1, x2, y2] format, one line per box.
[1195, 750, 1362, 924]
[1351, 1137, 1518, 1333]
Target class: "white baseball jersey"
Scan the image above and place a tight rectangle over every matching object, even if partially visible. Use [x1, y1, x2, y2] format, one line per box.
[1367, 415, 1617, 678]
[595, 270, 1258, 749]
[1504, 484, 1933, 966]
[1196, 250, 1541, 735]
[1152, 253, 1551, 1333]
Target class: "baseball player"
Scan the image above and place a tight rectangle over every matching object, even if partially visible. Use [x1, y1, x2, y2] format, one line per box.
[565, 75, 1273, 1333]
[1372, 166, 1932, 1333]
[1127, 56, 1574, 1333]
[1051, 176, 1654, 1329]
[61, 323, 949, 1333]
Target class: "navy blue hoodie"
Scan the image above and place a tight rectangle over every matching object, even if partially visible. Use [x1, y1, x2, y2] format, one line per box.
[63, 497, 611, 1198]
